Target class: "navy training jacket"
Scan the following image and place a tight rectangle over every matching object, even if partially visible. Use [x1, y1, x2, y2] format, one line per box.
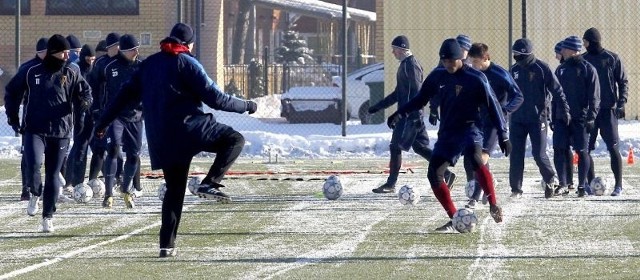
[555, 56, 600, 122]
[582, 49, 628, 109]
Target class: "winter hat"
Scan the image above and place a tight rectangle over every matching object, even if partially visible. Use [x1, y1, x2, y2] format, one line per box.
[562, 35, 582, 52]
[66, 34, 82, 49]
[391, 35, 410, 50]
[47, 34, 71, 54]
[119, 34, 139, 51]
[512, 38, 533, 55]
[554, 41, 563, 54]
[456, 34, 472, 50]
[36, 37, 48, 53]
[95, 40, 107, 53]
[439, 38, 463, 60]
[583, 27, 601, 43]
[105, 32, 121, 48]
[80, 44, 95, 58]
[170, 23, 195, 45]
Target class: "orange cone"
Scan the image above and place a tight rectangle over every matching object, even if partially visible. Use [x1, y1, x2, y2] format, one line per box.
[573, 151, 579, 166]
[628, 147, 635, 165]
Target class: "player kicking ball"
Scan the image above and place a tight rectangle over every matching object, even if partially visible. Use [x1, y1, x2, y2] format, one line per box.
[388, 38, 511, 233]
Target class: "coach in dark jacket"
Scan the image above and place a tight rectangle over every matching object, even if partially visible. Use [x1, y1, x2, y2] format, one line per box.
[95, 23, 257, 257]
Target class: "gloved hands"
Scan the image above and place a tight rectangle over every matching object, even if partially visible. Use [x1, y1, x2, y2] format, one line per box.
[428, 109, 439, 126]
[387, 112, 402, 129]
[246, 100, 257, 114]
[7, 118, 20, 136]
[499, 139, 512, 157]
[586, 119, 595, 131]
[79, 100, 91, 111]
[615, 106, 625, 119]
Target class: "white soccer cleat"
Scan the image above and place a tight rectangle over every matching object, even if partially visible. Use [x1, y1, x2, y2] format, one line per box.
[27, 195, 40, 216]
[41, 218, 54, 233]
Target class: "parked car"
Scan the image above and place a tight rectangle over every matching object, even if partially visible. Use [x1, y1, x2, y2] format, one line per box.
[331, 63, 384, 124]
[280, 86, 347, 124]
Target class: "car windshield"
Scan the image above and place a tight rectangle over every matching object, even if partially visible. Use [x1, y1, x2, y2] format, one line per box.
[347, 63, 383, 79]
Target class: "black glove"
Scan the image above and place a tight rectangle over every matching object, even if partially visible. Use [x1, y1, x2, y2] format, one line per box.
[246, 100, 257, 114]
[387, 112, 401, 129]
[499, 139, 512, 157]
[428, 109, 439, 126]
[7, 118, 20, 135]
[586, 120, 595, 131]
[79, 100, 91, 111]
[367, 105, 379, 114]
[615, 106, 625, 119]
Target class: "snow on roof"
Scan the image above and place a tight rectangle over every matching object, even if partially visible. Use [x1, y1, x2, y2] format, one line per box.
[253, 0, 376, 22]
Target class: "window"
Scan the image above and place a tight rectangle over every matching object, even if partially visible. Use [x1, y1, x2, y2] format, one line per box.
[46, 0, 138, 15]
[0, 0, 30, 15]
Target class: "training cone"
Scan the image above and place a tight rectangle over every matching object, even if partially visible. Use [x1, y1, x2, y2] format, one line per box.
[628, 148, 635, 165]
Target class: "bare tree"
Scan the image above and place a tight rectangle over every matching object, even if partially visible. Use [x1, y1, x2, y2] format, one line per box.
[231, 0, 251, 64]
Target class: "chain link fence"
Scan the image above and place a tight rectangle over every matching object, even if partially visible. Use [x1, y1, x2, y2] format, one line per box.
[0, 0, 637, 142]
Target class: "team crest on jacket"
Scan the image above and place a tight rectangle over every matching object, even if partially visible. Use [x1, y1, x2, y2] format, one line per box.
[529, 72, 535, 81]
[455, 85, 463, 96]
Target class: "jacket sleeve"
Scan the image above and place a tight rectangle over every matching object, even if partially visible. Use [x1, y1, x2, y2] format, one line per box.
[181, 54, 247, 113]
[547, 67, 569, 122]
[72, 70, 93, 112]
[481, 76, 509, 141]
[502, 72, 524, 115]
[396, 72, 434, 116]
[87, 59, 104, 112]
[614, 54, 628, 106]
[4, 67, 29, 123]
[586, 64, 600, 122]
[95, 68, 142, 132]
[370, 89, 397, 112]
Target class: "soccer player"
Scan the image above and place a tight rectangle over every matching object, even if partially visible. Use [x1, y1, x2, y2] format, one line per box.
[388, 38, 511, 233]
[582, 27, 628, 196]
[508, 38, 570, 199]
[464, 42, 523, 208]
[368, 35, 455, 194]
[4, 34, 92, 232]
[94, 23, 257, 257]
[554, 36, 600, 197]
[96, 34, 144, 208]
[552, 40, 575, 194]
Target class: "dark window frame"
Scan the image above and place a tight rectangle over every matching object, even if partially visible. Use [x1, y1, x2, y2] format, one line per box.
[46, 0, 139, 16]
[0, 0, 31, 15]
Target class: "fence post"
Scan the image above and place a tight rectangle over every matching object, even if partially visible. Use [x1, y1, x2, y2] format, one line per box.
[357, 46, 362, 70]
[263, 46, 269, 96]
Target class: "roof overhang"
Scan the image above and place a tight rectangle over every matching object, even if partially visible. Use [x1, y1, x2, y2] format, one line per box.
[253, 0, 376, 22]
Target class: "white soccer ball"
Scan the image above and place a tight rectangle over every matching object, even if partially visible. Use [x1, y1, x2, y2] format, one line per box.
[73, 183, 94, 203]
[398, 185, 420, 206]
[88, 179, 106, 198]
[322, 175, 343, 200]
[158, 182, 167, 201]
[590, 177, 609, 196]
[188, 175, 205, 195]
[452, 208, 478, 233]
[465, 180, 479, 199]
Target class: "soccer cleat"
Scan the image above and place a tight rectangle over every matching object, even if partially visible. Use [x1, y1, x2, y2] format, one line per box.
[567, 184, 575, 190]
[544, 183, 553, 199]
[465, 199, 477, 209]
[27, 195, 40, 216]
[197, 183, 232, 203]
[577, 187, 586, 197]
[372, 183, 396, 194]
[509, 192, 522, 199]
[159, 248, 178, 258]
[102, 196, 113, 208]
[434, 221, 457, 233]
[553, 185, 569, 196]
[20, 192, 31, 201]
[41, 218, 54, 233]
[489, 204, 503, 223]
[123, 193, 135, 208]
[444, 171, 457, 190]
[611, 186, 623, 196]
[63, 185, 74, 195]
[585, 186, 594, 196]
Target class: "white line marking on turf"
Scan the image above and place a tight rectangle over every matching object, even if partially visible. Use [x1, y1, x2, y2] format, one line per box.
[0, 220, 161, 280]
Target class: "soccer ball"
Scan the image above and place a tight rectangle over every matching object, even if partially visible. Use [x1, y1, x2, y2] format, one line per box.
[398, 185, 420, 206]
[88, 178, 106, 198]
[465, 180, 479, 199]
[590, 177, 609, 196]
[73, 183, 94, 203]
[452, 208, 478, 233]
[158, 182, 167, 201]
[187, 175, 205, 195]
[322, 175, 343, 200]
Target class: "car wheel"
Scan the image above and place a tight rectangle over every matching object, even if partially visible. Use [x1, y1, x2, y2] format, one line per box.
[358, 101, 372, 124]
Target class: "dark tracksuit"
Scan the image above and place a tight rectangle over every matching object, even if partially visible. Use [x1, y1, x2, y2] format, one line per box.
[4, 58, 92, 219]
[582, 48, 628, 188]
[65, 49, 96, 186]
[554, 56, 600, 190]
[101, 53, 143, 196]
[95, 38, 254, 250]
[509, 57, 570, 193]
[464, 62, 523, 199]
[368, 55, 432, 186]
[396, 65, 508, 218]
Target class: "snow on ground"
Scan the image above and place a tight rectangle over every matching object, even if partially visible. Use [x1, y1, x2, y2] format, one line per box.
[0, 95, 637, 160]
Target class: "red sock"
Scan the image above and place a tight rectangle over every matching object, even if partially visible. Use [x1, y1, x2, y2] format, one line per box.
[476, 164, 497, 205]
[432, 182, 457, 218]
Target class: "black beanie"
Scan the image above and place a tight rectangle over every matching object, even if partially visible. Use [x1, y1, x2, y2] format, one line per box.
[119, 34, 139, 51]
[439, 38, 463, 60]
[391, 35, 409, 50]
[170, 23, 195, 45]
[583, 27, 601, 43]
[36, 37, 48, 53]
[47, 34, 71, 54]
[95, 40, 107, 52]
[80, 44, 95, 58]
[105, 32, 121, 48]
[66, 34, 82, 49]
